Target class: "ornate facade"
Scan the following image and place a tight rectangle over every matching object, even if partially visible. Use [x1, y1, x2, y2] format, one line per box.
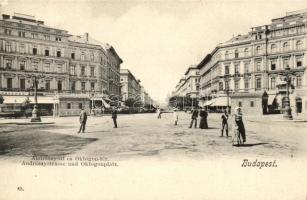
[0, 13, 122, 116]
[197, 9, 307, 114]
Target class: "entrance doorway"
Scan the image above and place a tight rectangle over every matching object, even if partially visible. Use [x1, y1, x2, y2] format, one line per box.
[296, 97, 302, 113]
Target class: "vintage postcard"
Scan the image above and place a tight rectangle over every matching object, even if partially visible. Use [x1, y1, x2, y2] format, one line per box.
[0, 0, 307, 199]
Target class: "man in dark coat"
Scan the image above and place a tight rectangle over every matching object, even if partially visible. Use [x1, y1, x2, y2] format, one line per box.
[221, 110, 229, 137]
[78, 108, 87, 133]
[235, 108, 246, 143]
[189, 108, 199, 128]
[112, 107, 118, 128]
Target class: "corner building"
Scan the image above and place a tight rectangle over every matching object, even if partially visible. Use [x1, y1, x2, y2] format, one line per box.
[198, 9, 307, 115]
[0, 13, 122, 116]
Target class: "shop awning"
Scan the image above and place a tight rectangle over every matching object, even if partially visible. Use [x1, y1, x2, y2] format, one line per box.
[101, 99, 111, 108]
[198, 100, 204, 107]
[268, 94, 276, 105]
[3, 96, 57, 104]
[203, 99, 216, 107]
[211, 97, 230, 107]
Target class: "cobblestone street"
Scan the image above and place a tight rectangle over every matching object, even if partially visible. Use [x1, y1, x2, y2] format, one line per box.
[1, 112, 306, 161]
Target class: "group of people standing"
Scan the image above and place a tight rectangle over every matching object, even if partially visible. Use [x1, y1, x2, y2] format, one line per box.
[77, 105, 246, 147]
[172, 107, 246, 146]
[188, 108, 209, 129]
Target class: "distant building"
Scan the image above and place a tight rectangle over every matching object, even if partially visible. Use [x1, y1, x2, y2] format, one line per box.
[120, 69, 141, 103]
[104, 44, 122, 101]
[170, 66, 200, 109]
[172, 66, 200, 98]
[120, 69, 155, 108]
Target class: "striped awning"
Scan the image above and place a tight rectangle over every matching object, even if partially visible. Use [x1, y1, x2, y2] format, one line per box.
[211, 97, 230, 107]
[203, 99, 216, 106]
[268, 95, 276, 105]
[3, 96, 57, 104]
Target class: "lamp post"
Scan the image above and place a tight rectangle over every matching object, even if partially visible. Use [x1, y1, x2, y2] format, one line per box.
[30, 76, 41, 122]
[225, 87, 231, 114]
[90, 90, 95, 116]
[279, 66, 293, 120]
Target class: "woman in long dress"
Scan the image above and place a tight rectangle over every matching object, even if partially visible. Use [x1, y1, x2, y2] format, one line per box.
[199, 107, 208, 129]
[232, 107, 246, 146]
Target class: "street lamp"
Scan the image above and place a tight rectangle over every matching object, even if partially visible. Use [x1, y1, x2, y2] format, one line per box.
[225, 87, 231, 114]
[279, 66, 294, 120]
[90, 90, 95, 116]
[29, 76, 43, 122]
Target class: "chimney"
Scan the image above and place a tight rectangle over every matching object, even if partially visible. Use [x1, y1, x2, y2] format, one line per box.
[85, 32, 89, 42]
[2, 14, 10, 20]
[37, 20, 44, 25]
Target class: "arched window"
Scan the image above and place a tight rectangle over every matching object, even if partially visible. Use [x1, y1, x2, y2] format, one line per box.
[283, 42, 289, 52]
[256, 46, 261, 55]
[235, 49, 239, 58]
[244, 48, 249, 57]
[296, 40, 302, 50]
[225, 51, 229, 59]
[271, 44, 277, 53]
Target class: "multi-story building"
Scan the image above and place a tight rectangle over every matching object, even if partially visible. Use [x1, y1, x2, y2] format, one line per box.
[171, 66, 200, 98]
[120, 68, 155, 108]
[0, 13, 122, 116]
[169, 66, 200, 109]
[141, 86, 152, 106]
[197, 9, 307, 114]
[104, 44, 122, 101]
[120, 69, 141, 102]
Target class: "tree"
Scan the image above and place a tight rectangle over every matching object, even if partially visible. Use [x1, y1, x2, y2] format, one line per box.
[22, 97, 31, 108]
[22, 97, 31, 118]
[125, 98, 135, 107]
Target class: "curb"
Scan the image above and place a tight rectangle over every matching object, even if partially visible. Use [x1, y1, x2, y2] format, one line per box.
[0, 122, 56, 125]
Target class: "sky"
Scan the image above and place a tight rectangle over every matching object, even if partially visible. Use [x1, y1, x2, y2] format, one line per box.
[1, 0, 307, 104]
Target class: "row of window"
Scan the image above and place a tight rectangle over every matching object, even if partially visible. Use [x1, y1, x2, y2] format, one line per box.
[4, 42, 63, 57]
[224, 40, 303, 59]
[4, 78, 96, 92]
[5, 78, 56, 91]
[218, 76, 302, 91]
[3, 59, 104, 77]
[3, 60, 65, 73]
[270, 26, 305, 38]
[223, 57, 303, 75]
[2, 42, 106, 63]
[4, 28, 62, 42]
[70, 65, 96, 77]
[70, 81, 96, 91]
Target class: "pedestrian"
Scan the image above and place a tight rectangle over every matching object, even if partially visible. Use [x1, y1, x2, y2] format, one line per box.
[221, 110, 229, 137]
[157, 108, 162, 119]
[232, 107, 246, 146]
[199, 107, 208, 129]
[189, 108, 199, 128]
[111, 107, 118, 128]
[173, 108, 179, 126]
[78, 108, 87, 133]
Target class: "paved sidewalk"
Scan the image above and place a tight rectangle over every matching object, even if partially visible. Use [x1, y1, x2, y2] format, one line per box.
[246, 113, 307, 123]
